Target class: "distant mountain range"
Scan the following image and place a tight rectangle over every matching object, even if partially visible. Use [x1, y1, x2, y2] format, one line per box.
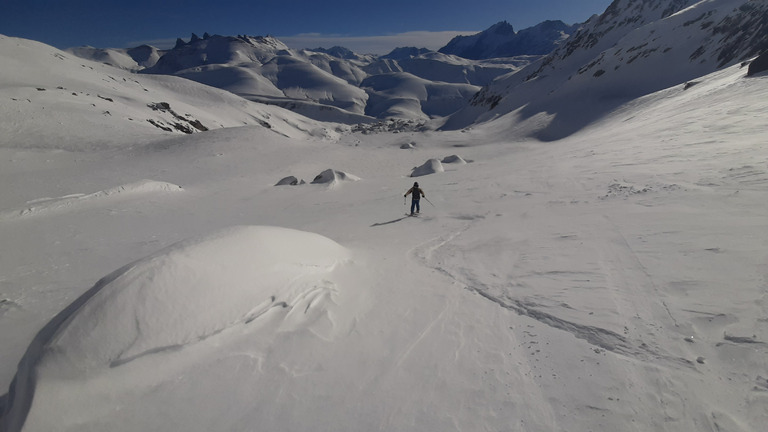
[66, 20, 571, 122]
[19, 0, 768, 138]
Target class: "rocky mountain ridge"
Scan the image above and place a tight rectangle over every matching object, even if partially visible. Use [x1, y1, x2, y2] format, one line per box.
[444, 0, 768, 139]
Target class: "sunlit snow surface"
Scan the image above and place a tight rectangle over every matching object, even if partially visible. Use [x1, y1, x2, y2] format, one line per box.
[2, 32, 768, 432]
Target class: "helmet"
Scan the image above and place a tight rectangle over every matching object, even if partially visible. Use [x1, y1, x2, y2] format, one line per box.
[413, 182, 419, 187]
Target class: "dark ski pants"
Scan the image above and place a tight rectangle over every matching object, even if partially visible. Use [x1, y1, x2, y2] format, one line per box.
[410, 199, 420, 214]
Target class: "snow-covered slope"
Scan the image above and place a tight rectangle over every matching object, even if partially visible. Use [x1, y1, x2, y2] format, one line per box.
[0, 35, 333, 150]
[65, 45, 163, 71]
[361, 72, 480, 119]
[2, 57, 767, 431]
[445, 0, 768, 139]
[369, 51, 518, 86]
[2, 16, 768, 429]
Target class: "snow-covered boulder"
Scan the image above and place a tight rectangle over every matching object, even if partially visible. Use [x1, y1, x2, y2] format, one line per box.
[311, 169, 361, 185]
[275, 175, 304, 186]
[411, 159, 444, 177]
[441, 155, 467, 164]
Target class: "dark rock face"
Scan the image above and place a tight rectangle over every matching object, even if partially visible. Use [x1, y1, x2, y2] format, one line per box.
[709, 2, 768, 67]
[748, 52, 768, 76]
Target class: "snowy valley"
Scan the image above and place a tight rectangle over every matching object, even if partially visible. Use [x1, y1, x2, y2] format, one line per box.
[1, 0, 768, 431]
[66, 23, 560, 123]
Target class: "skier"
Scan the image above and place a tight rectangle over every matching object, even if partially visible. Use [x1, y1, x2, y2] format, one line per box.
[404, 181, 425, 215]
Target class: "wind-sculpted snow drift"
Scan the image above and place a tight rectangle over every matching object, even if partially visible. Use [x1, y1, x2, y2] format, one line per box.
[0, 180, 183, 220]
[411, 159, 445, 177]
[310, 168, 361, 185]
[1, 226, 363, 432]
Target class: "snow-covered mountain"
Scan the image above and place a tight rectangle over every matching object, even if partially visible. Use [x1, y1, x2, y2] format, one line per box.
[0, 35, 333, 151]
[66, 44, 164, 71]
[137, 34, 525, 122]
[61, 1, 767, 130]
[67, 32, 538, 123]
[439, 20, 579, 59]
[444, 0, 768, 139]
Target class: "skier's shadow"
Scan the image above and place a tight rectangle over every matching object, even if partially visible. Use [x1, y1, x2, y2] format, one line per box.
[370, 216, 408, 227]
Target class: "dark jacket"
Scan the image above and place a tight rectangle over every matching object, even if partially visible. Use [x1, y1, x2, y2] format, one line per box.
[405, 187, 424, 200]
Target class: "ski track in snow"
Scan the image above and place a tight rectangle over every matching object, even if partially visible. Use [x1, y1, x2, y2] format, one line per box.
[407, 211, 695, 370]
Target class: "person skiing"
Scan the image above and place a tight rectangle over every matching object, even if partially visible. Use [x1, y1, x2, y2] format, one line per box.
[404, 181, 425, 215]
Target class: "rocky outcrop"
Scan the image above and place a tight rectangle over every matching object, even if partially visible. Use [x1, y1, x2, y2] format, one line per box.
[748, 52, 768, 76]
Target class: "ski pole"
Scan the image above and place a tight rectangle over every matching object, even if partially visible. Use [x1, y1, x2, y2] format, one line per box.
[424, 196, 435, 207]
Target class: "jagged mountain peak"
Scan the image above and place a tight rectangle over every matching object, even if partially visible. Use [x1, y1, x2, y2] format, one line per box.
[144, 33, 292, 75]
[171, 33, 291, 53]
[486, 21, 516, 35]
[439, 20, 579, 59]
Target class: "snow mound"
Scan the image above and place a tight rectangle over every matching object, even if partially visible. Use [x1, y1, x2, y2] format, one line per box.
[274, 175, 305, 186]
[441, 154, 467, 164]
[54, 226, 350, 368]
[3, 226, 358, 430]
[0, 180, 183, 219]
[311, 169, 361, 185]
[410, 159, 445, 177]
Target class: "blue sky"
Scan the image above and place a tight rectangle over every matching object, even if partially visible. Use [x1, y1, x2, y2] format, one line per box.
[1, 0, 614, 54]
